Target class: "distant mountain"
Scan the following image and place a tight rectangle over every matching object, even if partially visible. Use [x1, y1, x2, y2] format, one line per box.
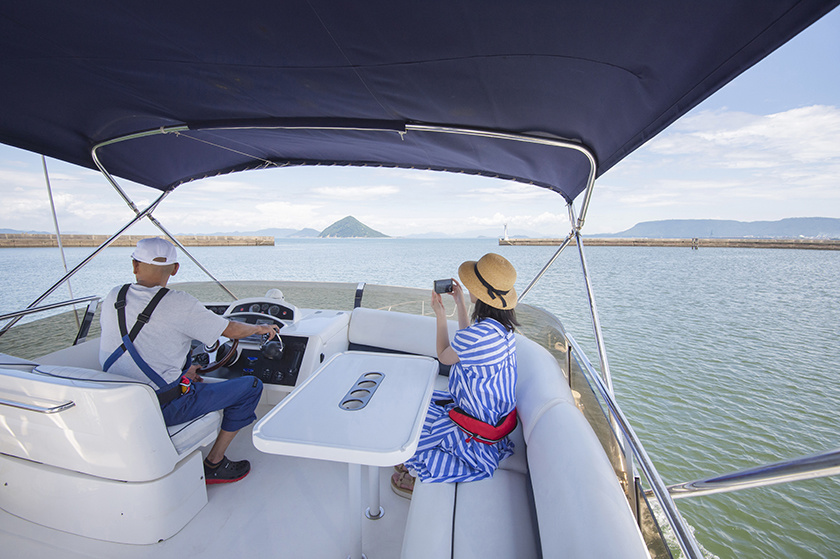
[319, 216, 388, 238]
[0, 228, 50, 234]
[202, 227, 318, 238]
[203, 228, 294, 237]
[600, 218, 840, 239]
[253, 228, 301, 237]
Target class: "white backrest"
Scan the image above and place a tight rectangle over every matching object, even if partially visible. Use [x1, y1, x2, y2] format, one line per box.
[0, 366, 180, 482]
[513, 335, 575, 440]
[349, 307, 451, 356]
[526, 402, 650, 558]
[37, 337, 102, 370]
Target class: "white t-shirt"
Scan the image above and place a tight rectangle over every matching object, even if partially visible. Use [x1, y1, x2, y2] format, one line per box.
[99, 284, 229, 387]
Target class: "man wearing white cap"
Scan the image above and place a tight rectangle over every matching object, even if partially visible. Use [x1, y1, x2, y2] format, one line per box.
[99, 237, 279, 484]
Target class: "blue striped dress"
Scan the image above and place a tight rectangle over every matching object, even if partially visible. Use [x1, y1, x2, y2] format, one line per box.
[404, 318, 517, 483]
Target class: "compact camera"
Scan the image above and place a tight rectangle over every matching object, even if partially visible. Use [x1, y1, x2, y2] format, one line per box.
[433, 278, 454, 294]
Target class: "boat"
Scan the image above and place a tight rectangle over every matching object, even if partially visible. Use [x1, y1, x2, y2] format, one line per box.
[1, 2, 838, 557]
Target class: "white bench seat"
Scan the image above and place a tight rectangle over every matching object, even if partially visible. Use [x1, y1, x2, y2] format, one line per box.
[343, 309, 650, 559]
[0, 363, 221, 544]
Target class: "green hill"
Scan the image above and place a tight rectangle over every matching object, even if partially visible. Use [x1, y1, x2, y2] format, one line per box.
[319, 216, 388, 238]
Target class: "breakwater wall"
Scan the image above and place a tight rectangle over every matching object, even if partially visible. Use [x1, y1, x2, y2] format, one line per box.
[499, 238, 840, 250]
[0, 234, 275, 248]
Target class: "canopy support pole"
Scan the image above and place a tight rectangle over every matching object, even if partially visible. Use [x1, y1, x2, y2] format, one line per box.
[571, 205, 613, 394]
[0, 191, 169, 337]
[567, 200, 638, 509]
[91, 141, 238, 301]
[516, 229, 575, 303]
[42, 155, 80, 329]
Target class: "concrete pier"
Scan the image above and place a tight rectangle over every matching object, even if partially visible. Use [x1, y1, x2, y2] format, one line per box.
[0, 234, 275, 248]
[499, 238, 840, 250]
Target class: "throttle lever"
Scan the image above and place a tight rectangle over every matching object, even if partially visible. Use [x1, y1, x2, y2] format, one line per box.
[261, 332, 284, 360]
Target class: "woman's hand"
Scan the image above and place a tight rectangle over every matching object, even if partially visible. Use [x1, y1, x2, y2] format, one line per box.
[450, 278, 464, 302]
[432, 290, 460, 365]
[450, 278, 469, 329]
[431, 291, 446, 318]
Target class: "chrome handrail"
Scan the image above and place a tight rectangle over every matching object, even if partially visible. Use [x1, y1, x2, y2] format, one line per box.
[566, 333, 705, 559]
[0, 296, 100, 322]
[654, 447, 840, 499]
[0, 397, 75, 414]
[1, 295, 101, 346]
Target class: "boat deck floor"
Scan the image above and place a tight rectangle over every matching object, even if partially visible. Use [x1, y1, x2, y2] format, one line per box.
[0, 403, 412, 558]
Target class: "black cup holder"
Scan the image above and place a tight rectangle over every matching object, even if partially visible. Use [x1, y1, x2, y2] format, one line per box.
[339, 372, 384, 411]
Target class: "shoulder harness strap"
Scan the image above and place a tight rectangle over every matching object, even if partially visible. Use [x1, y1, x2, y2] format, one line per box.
[103, 284, 173, 391]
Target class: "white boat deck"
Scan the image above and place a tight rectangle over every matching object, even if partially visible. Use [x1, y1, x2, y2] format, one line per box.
[0, 402, 412, 559]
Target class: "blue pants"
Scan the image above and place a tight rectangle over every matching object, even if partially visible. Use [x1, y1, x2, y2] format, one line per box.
[161, 376, 263, 432]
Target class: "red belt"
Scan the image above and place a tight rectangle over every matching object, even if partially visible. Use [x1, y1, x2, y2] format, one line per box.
[449, 406, 517, 444]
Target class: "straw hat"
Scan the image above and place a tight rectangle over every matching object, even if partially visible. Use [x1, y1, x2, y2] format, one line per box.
[458, 253, 517, 310]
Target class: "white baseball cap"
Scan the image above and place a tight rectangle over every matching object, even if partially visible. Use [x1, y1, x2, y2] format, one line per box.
[132, 237, 178, 266]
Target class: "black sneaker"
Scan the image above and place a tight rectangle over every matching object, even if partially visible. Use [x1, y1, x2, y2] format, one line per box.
[204, 456, 251, 484]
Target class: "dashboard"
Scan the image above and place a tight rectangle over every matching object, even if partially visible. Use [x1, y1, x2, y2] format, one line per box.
[228, 301, 295, 321]
[195, 297, 350, 392]
[196, 298, 304, 387]
[205, 301, 294, 321]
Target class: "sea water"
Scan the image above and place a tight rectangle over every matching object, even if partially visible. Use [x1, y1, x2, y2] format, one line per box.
[2, 238, 839, 558]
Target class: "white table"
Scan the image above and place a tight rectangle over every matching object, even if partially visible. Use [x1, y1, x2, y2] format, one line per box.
[253, 351, 438, 559]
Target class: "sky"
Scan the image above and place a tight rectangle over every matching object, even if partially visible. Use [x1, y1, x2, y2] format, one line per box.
[0, 8, 838, 238]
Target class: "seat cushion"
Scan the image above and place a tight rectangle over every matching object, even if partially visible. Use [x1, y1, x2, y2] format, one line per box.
[168, 411, 222, 456]
[401, 480, 456, 559]
[453, 469, 540, 559]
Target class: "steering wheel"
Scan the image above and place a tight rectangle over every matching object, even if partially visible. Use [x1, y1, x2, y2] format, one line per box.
[197, 338, 239, 373]
[195, 310, 283, 374]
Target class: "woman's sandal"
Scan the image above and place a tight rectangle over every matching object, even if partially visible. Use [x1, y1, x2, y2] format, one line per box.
[390, 471, 415, 499]
[394, 463, 409, 475]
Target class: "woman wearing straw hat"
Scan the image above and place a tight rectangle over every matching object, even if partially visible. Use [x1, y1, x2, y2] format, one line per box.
[392, 253, 519, 498]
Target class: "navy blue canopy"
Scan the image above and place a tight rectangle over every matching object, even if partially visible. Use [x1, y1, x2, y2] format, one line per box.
[0, 1, 836, 203]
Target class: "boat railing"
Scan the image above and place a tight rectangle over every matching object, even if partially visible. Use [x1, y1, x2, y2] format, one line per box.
[565, 333, 705, 559]
[0, 296, 100, 348]
[653, 447, 840, 500]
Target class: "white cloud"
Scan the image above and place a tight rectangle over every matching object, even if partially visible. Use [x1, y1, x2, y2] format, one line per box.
[650, 105, 840, 167]
[312, 185, 399, 199]
[593, 105, 840, 232]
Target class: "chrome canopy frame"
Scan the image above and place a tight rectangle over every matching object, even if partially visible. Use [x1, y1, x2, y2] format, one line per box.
[9, 121, 702, 557]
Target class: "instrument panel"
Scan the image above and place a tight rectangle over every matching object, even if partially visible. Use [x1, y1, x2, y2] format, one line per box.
[229, 301, 294, 321]
[198, 300, 304, 387]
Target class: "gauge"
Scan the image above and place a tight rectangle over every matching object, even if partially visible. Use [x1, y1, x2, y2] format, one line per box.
[268, 305, 280, 316]
[249, 303, 261, 313]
